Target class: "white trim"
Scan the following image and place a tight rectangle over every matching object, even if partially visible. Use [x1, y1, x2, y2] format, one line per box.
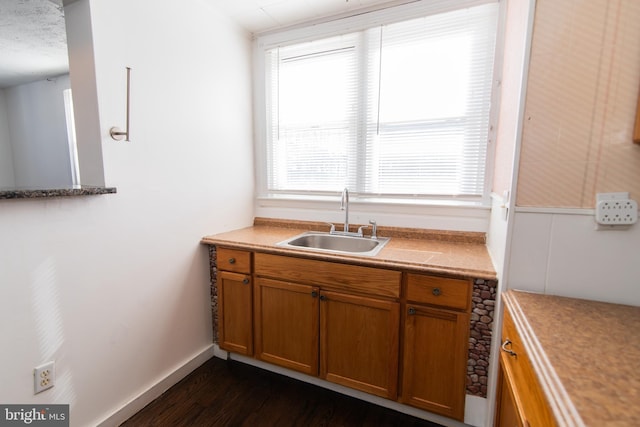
[94, 344, 215, 427]
[514, 206, 595, 216]
[255, 0, 426, 37]
[255, 0, 497, 46]
[253, 0, 501, 215]
[256, 196, 491, 232]
[484, 1, 538, 426]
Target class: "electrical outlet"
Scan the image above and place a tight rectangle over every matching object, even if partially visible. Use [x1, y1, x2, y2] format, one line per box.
[595, 192, 638, 225]
[34, 361, 55, 394]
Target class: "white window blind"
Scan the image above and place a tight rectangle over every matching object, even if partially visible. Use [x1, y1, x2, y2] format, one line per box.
[264, 2, 499, 201]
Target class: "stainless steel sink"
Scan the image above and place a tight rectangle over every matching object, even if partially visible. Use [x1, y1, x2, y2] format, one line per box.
[277, 232, 390, 256]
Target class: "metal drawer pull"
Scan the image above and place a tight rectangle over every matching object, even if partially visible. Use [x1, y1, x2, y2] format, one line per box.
[242, 278, 249, 285]
[228, 258, 236, 264]
[501, 339, 517, 357]
[311, 291, 318, 298]
[408, 307, 416, 315]
[432, 287, 442, 296]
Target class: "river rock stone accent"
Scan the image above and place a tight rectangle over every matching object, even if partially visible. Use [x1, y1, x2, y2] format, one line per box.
[207, 246, 496, 399]
[467, 278, 497, 398]
[208, 245, 219, 343]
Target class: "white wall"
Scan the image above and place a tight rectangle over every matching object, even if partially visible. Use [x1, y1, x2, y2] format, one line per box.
[504, 0, 640, 307]
[4, 76, 73, 188]
[486, 0, 533, 274]
[507, 209, 640, 306]
[0, 89, 15, 187]
[0, 1, 254, 427]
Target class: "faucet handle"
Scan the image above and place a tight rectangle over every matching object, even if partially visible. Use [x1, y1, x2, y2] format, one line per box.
[369, 220, 377, 239]
[325, 222, 336, 234]
[357, 224, 369, 237]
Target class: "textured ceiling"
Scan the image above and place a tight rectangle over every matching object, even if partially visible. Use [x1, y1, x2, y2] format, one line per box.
[0, 0, 406, 89]
[0, 0, 67, 88]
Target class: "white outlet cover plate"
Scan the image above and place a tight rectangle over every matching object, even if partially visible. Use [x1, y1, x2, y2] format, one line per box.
[595, 192, 638, 225]
[34, 361, 55, 394]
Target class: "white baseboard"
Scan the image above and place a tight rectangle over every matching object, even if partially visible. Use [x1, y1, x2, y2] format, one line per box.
[212, 343, 229, 359]
[222, 348, 483, 427]
[95, 344, 215, 427]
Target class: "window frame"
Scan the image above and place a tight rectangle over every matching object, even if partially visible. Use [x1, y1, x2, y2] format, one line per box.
[253, 0, 503, 217]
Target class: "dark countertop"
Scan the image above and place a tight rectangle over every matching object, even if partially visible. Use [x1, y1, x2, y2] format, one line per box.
[0, 185, 116, 200]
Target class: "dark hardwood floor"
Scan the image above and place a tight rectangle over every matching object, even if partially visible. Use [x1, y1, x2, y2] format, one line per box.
[120, 356, 444, 427]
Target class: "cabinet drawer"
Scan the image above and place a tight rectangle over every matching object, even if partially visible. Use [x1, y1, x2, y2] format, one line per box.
[254, 253, 401, 299]
[406, 273, 471, 311]
[217, 247, 252, 273]
[499, 308, 556, 427]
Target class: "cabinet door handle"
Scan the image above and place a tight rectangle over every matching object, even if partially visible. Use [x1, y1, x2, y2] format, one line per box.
[311, 291, 318, 298]
[501, 339, 517, 357]
[242, 278, 250, 285]
[319, 295, 327, 301]
[408, 307, 416, 315]
[228, 258, 236, 264]
[432, 287, 441, 296]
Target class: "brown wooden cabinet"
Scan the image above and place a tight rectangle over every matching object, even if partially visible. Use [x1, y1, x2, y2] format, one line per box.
[216, 248, 474, 421]
[254, 252, 401, 399]
[253, 275, 400, 399]
[217, 248, 253, 355]
[400, 273, 471, 421]
[401, 305, 469, 420]
[494, 305, 556, 427]
[217, 271, 253, 355]
[320, 290, 399, 399]
[495, 360, 524, 427]
[254, 277, 319, 375]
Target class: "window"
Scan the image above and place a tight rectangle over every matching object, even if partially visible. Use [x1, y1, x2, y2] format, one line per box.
[258, 1, 499, 204]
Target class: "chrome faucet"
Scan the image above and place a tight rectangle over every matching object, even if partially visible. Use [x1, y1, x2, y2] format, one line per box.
[340, 187, 349, 233]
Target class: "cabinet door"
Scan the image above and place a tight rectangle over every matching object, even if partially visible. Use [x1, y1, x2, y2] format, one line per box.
[218, 271, 253, 355]
[254, 277, 319, 375]
[320, 290, 400, 399]
[495, 358, 525, 427]
[499, 309, 556, 427]
[401, 305, 469, 421]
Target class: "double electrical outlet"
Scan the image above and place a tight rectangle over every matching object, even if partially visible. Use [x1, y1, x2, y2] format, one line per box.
[34, 361, 55, 394]
[595, 192, 638, 225]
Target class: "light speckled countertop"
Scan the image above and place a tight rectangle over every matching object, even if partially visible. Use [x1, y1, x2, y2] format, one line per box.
[504, 290, 640, 427]
[201, 218, 496, 279]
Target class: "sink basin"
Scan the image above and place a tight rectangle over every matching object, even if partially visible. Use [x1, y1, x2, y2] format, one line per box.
[277, 232, 390, 257]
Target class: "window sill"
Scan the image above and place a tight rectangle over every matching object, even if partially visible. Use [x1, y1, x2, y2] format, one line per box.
[255, 194, 491, 232]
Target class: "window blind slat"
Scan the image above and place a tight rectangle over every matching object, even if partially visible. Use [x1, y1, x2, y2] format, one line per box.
[264, 2, 498, 199]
